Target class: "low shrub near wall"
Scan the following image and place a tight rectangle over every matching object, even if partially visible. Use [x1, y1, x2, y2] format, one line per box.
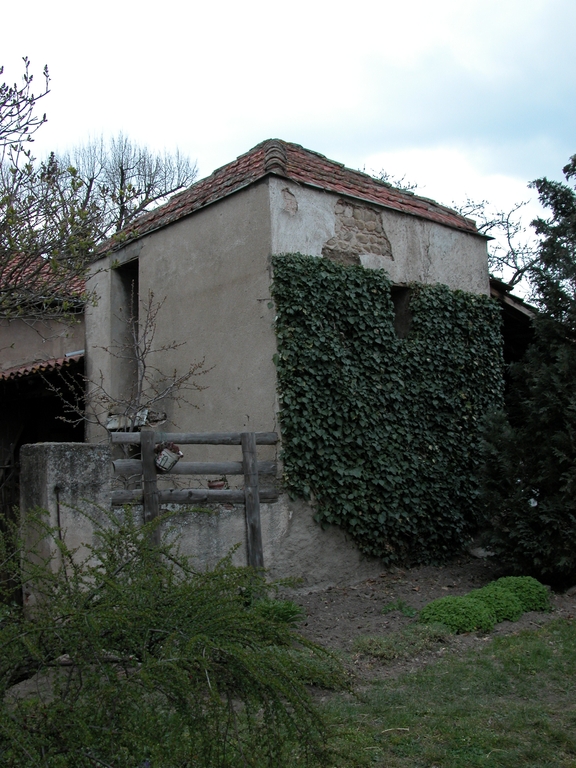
[272, 254, 503, 566]
[418, 576, 550, 632]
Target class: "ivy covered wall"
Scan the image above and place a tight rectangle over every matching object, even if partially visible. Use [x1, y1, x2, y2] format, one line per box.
[272, 254, 504, 566]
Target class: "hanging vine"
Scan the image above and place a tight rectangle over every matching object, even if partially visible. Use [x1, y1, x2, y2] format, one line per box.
[272, 254, 503, 566]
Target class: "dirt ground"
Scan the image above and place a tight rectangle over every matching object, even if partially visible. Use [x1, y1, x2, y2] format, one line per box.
[294, 554, 576, 682]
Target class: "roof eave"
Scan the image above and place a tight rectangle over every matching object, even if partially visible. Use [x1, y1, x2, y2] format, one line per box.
[100, 169, 482, 256]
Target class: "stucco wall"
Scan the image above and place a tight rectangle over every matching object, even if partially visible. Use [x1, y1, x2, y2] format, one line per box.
[0, 316, 84, 373]
[168, 494, 383, 590]
[86, 181, 278, 452]
[269, 176, 489, 295]
[19, 443, 382, 592]
[19, 443, 112, 606]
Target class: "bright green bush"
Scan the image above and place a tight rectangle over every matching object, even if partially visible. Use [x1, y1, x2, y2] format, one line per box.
[0, 508, 344, 767]
[419, 595, 497, 633]
[467, 583, 524, 623]
[495, 575, 551, 612]
[418, 576, 550, 634]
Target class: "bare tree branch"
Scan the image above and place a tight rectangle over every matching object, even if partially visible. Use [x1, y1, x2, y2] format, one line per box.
[56, 134, 198, 241]
[49, 291, 209, 436]
[1, 63, 197, 320]
[452, 198, 540, 292]
[0, 57, 49, 157]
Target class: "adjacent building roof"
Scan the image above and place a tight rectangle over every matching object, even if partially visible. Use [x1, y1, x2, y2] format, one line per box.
[0, 353, 84, 382]
[100, 139, 481, 254]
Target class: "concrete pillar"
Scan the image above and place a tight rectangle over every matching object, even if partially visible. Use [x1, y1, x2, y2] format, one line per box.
[19, 443, 112, 597]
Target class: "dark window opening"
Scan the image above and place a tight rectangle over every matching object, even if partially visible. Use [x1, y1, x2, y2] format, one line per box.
[113, 259, 139, 329]
[391, 286, 413, 339]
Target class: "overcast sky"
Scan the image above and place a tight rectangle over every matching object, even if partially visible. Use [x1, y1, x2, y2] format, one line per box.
[3, 0, 575, 224]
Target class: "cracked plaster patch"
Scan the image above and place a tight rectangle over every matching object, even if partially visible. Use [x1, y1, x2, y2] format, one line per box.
[322, 199, 393, 266]
[281, 187, 298, 216]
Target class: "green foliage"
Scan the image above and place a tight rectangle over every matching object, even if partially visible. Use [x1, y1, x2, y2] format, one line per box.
[467, 583, 524, 623]
[481, 155, 576, 584]
[419, 576, 549, 633]
[272, 254, 503, 565]
[0, 508, 345, 767]
[353, 622, 451, 661]
[495, 575, 551, 612]
[381, 599, 417, 617]
[252, 597, 305, 626]
[419, 595, 497, 633]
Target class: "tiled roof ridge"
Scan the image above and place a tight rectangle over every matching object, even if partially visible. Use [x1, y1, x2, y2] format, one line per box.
[98, 139, 481, 255]
[0, 353, 84, 381]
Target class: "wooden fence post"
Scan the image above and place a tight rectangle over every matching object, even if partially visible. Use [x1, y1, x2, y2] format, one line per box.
[140, 430, 160, 544]
[241, 432, 264, 568]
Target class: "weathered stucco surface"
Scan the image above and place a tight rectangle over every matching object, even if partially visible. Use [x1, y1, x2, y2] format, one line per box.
[167, 495, 382, 590]
[86, 181, 278, 454]
[0, 316, 84, 372]
[19, 443, 112, 605]
[269, 177, 489, 294]
[19, 444, 381, 591]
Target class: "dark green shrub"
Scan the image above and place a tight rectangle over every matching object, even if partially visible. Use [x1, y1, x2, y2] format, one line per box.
[467, 583, 524, 623]
[480, 156, 576, 585]
[252, 598, 304, 626]
[419, 595, 497, 633]
[495, 575, 551, 612]
[0, 507, 344, 767]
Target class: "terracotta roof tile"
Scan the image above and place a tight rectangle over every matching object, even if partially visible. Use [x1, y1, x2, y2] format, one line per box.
[100, 139, 480, 254]
[3, 253, 86, 299]
[0, 353, 84, 382]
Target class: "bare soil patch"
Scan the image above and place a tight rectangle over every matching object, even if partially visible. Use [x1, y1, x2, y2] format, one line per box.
[294, 555, 576, 682]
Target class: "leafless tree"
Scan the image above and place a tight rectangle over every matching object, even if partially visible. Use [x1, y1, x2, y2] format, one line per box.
[0, 57, 49, 157]
[373, 168, 419, 192]
[372, 164, 540, 294]
[57, 134, 198, 240]
[1, 63, 198, 320]
[454, 198, 540, 292]
[0, 60, 96, 319]
[53, 290, 209, 435]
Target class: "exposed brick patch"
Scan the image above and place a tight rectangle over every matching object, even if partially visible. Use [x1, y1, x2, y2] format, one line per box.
[322, 199, 393, 266]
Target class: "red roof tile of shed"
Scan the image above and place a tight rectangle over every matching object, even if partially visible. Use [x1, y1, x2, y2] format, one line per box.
[0, 353, 84, 382]
[100, 139, 480, 254]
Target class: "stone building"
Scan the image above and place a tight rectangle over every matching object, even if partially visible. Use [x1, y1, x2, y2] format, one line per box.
[80, 138, 491, 586]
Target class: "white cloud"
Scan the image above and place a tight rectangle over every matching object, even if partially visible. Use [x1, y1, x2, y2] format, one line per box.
[1, 0, 573, 221]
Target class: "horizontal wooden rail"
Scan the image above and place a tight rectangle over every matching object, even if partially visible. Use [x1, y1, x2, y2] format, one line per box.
[110, 429, 275, 567]
[111, 431, 278, 446]
[113, 459, 277, 477]
[111, 488, 279, 506]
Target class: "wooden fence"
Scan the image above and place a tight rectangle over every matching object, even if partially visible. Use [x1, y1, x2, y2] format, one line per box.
[110, 431, 278, 567]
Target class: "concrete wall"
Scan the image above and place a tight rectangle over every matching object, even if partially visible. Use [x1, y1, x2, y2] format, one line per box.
[0, 316, 84, 373]
[169, 494, 383, 589]
[19, 442, 382, 592]
[19, 443, 112, 606]
[269, 176, 490, 295]
[86, 180, 278, 455]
